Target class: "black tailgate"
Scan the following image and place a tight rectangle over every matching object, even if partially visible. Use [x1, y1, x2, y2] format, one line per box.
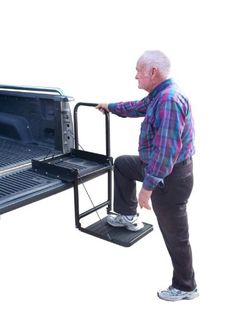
[0, 168, 70, 214]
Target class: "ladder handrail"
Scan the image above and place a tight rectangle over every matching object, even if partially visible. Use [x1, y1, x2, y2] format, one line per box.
[73, 102, 111, 158]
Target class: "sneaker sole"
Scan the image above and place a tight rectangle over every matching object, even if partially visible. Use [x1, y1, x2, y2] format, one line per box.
[157, 291, 199, 301]
[126, 223, 144, 232]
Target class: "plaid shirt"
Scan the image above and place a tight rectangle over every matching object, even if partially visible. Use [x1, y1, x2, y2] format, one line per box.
[108, 79, 195, 190]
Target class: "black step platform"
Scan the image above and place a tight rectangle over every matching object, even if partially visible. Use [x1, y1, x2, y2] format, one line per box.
[32, 148, 113, 183]
[81, 217, 153, 247]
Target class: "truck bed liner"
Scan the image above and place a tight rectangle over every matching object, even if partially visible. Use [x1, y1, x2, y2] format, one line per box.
[0, 137, 61, 171]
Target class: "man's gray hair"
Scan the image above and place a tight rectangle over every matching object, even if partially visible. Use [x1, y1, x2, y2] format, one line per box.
[139, 50, 171, 78]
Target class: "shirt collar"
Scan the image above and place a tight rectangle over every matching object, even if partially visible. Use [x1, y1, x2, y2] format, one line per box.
[148, 79, 174, 100]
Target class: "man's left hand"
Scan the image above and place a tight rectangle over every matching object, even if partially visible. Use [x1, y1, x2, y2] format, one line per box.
[138, 187, 152, 210]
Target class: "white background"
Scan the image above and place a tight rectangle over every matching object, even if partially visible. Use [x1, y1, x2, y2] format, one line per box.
[1, 0, 235, 312]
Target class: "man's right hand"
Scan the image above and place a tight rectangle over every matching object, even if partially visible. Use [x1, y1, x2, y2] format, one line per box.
[96, 103, 110, 114]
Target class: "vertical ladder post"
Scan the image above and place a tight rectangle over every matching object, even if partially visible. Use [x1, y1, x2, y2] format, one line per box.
[73, 102, 113, 226]
[73, 178, 81, 229]
[105, 112, 112, 214]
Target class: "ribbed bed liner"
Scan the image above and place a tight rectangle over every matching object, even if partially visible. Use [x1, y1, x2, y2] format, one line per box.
[0, 137, 60, 171]
[0, 169, 60, 205]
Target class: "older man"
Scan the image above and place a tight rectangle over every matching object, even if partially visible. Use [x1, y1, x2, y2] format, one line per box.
[96, 50, 198, 301]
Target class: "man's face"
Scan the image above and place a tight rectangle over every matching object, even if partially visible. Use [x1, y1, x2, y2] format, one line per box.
[135, 59, 152, 92]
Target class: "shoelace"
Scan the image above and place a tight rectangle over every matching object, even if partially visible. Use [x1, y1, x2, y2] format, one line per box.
[167, 287, 195, 296]
[167, 287, 183, 295]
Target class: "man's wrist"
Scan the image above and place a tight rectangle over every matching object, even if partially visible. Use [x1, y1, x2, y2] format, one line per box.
[143, 176, 164, 190]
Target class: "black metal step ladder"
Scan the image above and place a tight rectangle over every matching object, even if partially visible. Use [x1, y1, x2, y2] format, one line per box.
[73, 103, 153, 247]
[32, 102, 153, 247]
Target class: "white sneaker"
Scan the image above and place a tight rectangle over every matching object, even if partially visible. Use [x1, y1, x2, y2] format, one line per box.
[157, 286, 199, 301]
[106, 213, 144, 232]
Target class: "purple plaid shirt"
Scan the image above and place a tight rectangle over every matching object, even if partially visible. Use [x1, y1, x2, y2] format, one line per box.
[108, 79, 195, 190]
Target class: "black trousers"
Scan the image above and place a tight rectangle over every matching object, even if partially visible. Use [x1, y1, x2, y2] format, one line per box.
[113, 155, 196, 291]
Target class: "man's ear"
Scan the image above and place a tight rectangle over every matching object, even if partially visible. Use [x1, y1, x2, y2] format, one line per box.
[151, 67, 159, 77]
